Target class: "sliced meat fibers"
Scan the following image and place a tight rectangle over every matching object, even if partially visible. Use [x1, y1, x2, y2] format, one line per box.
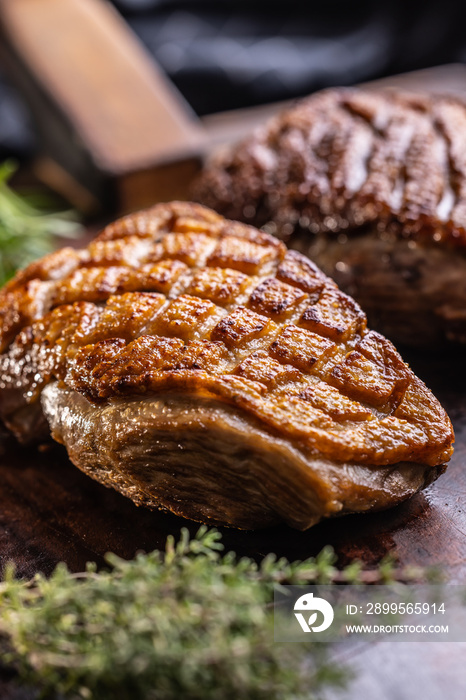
[0, 202, 454, 529]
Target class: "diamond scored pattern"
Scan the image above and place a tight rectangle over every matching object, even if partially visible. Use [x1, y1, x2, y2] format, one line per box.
[0, 202, 431, 466]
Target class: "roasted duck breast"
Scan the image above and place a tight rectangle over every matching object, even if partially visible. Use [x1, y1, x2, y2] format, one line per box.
[193, 88, 466, 346]
[0, 202, 454, 529]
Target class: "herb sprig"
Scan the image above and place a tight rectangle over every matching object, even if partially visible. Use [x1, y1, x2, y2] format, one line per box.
[0, 161, 81, 287]
[0, 527, 435, 700]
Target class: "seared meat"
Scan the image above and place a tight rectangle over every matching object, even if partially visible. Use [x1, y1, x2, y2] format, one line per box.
[0, 202, 454, 529]
[193, 89, 466, 345]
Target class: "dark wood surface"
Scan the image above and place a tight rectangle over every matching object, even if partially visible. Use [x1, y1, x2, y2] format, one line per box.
[0, 0, 204, 212]
[1, 346, 465, 700]
[2, 64, 466, 698]
[4, 346, 464, 700]
[1, 346, 465, 581]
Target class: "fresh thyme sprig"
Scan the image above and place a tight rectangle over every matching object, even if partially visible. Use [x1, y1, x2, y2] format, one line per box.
[0, 161, 82, 287]
[0, 527, 437, 700]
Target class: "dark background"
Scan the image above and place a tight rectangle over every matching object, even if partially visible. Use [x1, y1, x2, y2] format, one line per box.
[1, 0, 465, 160]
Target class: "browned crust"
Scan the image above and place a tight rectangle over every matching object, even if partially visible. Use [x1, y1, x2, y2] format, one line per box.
[0, 201, 454, 469]
[193, 88, 466, 249]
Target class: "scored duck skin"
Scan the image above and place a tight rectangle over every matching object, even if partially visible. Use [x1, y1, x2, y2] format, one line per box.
[0, 202, 454, 529]
[193, 88, 466, 345]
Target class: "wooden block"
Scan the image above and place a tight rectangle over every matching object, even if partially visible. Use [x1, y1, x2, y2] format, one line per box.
[0, 0, 205, 209]
[1, 0, 466, 216]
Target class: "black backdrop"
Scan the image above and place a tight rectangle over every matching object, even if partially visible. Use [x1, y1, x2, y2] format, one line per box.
[1, 0, 465, 159]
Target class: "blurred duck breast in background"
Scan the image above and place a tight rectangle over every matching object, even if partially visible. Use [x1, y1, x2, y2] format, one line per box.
[194, 88, 466, 346]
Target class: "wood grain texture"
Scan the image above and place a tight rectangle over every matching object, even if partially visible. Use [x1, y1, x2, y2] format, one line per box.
[0, 0, 205, 213]
[0, 0, 203, 174]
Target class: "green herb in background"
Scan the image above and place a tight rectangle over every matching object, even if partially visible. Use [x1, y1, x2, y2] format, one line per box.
[0, 161, 82, 287]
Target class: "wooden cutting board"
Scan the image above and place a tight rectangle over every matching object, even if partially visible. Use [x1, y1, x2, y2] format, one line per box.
[2, 62, 466, 581]
[3, 342, 465, 700]
[1, 52, 466, 700]
[1, 344, 464, 581]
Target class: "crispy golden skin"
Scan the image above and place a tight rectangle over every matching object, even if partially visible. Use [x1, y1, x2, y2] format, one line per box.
[0, 202, 454, 528]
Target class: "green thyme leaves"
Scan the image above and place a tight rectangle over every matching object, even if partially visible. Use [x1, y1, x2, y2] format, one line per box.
[0, 161, 81, 287]
[0, 527, 352, 700]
